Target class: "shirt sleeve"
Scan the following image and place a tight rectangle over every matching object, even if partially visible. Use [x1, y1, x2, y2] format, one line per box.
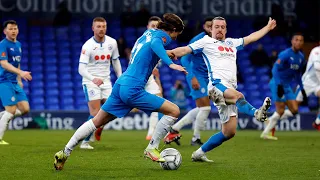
[188, 37, 207, 55]
[180, 54, 194, 79]
[272, 52, 288, 85]
[0, 43, 8, 61]
[79, 43, 90, 64]
[112, 40, 120, 60]
[150, 37, 173, 66]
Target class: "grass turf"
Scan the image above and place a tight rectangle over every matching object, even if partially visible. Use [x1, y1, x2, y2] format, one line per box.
[0, 130, 319, 180]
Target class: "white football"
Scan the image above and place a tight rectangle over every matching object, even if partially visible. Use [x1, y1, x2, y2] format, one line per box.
[159, 148, 182, 170]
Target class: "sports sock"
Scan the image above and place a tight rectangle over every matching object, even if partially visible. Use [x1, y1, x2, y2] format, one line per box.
[193, 106, 211, 140]
[315, 113, 320, 125]
[147, 112, 159, 136]
[172, 107, 199, 131]
[236, 98, 256, 116]
[82, 115, 94, 143]
[201, 131, 228, 152]
[65, 119, 97, 156]
[0, 112, 14, 139]
[147, 115, 177, 149]
[262, 112, 280, 135]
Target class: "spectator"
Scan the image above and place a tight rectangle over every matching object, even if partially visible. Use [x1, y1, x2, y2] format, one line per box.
[170, 80, 188, 111]
[120, 7, 136, 27]
[117, 37, 127, 58]
[269, 50, 278, 65]
[135, 5, 151, 27]
[249, 44, 269, 67]
[124, 48, 132, 62]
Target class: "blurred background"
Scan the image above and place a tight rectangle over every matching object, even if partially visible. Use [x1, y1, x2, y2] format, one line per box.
[0, 0, 319, 130]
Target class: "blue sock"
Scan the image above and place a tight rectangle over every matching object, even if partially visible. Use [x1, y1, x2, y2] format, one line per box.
[84, 115, 94, 142]
[158, 112, 164, 120]
[201, 131, 228, 152]
[236, 98, 256, 116]
[317, 113, 320, 119]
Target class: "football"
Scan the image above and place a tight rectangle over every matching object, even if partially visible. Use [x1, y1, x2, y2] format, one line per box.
[159, 148, 182, 170]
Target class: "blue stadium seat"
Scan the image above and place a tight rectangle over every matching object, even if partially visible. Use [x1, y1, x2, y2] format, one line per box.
[46, 73, 58, 81]
[46, 104, 60, 110]
[31, 81, 44, 89]
[46, 81, 58, 88]
[31, 89, 44, 96]
[32, 104, 45, 110]
[46, 89, 59, 96]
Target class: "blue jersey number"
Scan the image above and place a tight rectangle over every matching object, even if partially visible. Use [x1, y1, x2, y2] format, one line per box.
[130, 43, 143, 65]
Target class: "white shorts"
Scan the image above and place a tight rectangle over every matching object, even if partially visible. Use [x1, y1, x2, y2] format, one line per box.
[83, 82, 112, 102]
[208, 81, 238, 123]
[296, 80, 320, 101]
[145, 76, 161, 95]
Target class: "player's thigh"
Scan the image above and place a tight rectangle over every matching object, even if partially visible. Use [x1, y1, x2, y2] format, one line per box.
[275, 102, 286, 115]
[286, 100, 299, 114]
[222, 115, 237, 137]
[217, 104, 238, 125]
[16, 101, 30, 114]
[191, 77, 209, 102]
[0, 82, 18, 113]
[101, 84, 132, 118]
[92, 108, 117, 127]
[195, 96, 210, 107]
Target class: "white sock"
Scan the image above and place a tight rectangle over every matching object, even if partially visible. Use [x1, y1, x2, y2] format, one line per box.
[147, 112, 159, 137]
[195, 147, 205, 156]
[280, 109, 294, 120]
[0, 112, 14, 139]
[147, 115, 177, 149]
[315, 116, 320, 125]
[14, 109, 22, 117]
[64, 119, 97, 156]
[193, 106, 211, 140]
[262, 112, 280, 135]
[172, 107, 199, 131]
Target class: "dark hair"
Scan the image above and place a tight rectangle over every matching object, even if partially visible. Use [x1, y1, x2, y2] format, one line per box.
[292, 32, 304, 39]
[92, 17, 106, 24]
[3, 20, 17, 28]
[157, 13, 184, 32]
[148, 16, 161, 23]
[203, 17, 214, 24]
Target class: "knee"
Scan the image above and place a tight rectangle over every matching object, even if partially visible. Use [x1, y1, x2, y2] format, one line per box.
[231, 92, 244, 101]
[222, 129, 236, 139]
[22, 108, 30, 115]
[290, 108, 298, 115]
[169, 104, 180, 118]
[276, 109, 285, 116]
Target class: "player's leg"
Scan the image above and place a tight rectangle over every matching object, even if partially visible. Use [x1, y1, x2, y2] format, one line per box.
[191, 96, 211, 146]
[312, 89, 320, 130]
[54, 84, 131, 170]
[215, 83, 270, 121]
[93, 92, 110, 142]
[146, 81, 163, 140]
[261, 102, 285, 140]
[192, 105, 237, 162]
[0, 82, 21, 144]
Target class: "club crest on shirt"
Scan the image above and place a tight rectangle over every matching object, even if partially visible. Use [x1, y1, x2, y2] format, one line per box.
[162, 37, 167, 44]
[11, 96, 15, 102]
[89, 90, 95, 97]
[108, 44, 113, 51]
[225, 40, 233, 46]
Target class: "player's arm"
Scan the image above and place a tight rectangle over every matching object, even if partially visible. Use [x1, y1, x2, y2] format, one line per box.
[111, 41, 122, 78]
[17, 64, 23, 88]
[152, 68, 163, 93]
[171, 37, 206, 58]
[181, 54, 194, 79]
[150, 37, 187, 74]
[78, 46, 102, 86]
[243, 17, 276, 46]
[0, 50, 32, 81]
[272, 53, 288, 85]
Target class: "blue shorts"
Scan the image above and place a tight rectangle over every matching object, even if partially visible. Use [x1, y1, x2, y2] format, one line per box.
[269, 79, 295, 102]
[0, 82, 28, 107]
[186, 76, 209, 100]
[101, 83, 166, 117]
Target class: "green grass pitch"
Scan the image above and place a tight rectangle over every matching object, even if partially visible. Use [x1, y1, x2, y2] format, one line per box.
[0, 130, 319, 180]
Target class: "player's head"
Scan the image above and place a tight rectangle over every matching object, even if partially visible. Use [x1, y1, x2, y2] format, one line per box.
[291, 33, 304, 51]
[3, 20, 18, 41]
[203, 17, 214, 36]
[147, 16, 161, 30]
[92, 17, 107, 38]
[157, 13, 184, 40]
[211, 16, 227, 40]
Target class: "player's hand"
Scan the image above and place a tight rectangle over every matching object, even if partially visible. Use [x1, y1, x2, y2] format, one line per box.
[167, 50, 177, 60]
[267, 17, 277, 31]
[92, 78, 103, 86]
[277, 85, 284, 98]
[152, 68, 160, 78]
[169, 64, 188, 74]
[301, 89, 308, 106]
[191, 77, 200, 90]
[19, 71, 32, 81]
